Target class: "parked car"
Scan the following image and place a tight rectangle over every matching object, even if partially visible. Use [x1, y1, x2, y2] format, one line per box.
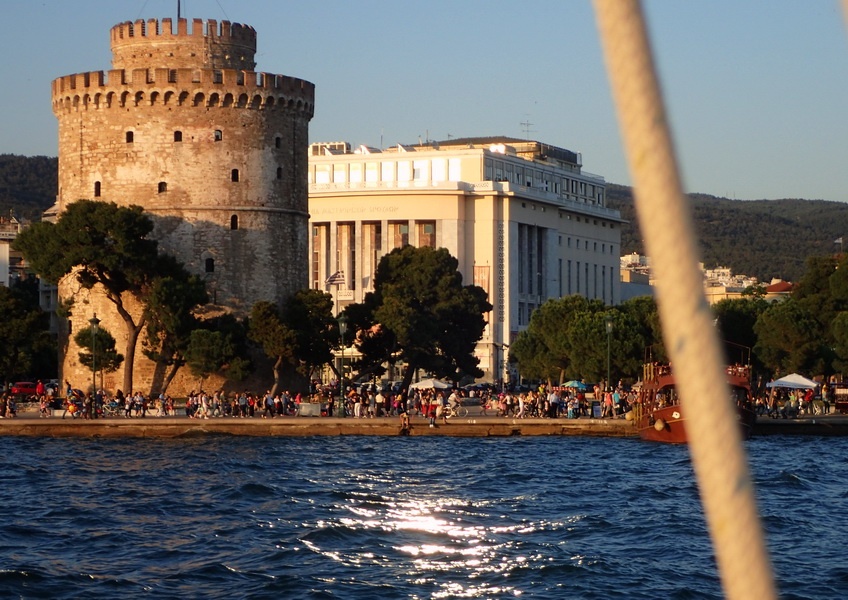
[10, 381, 38, 397]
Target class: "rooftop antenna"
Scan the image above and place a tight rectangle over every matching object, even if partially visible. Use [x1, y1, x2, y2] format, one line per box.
[520, 116, 536, 140]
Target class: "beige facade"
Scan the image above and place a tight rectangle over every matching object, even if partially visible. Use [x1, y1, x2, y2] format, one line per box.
[308, 137, 623, 384]
[51, 17, 314, 393]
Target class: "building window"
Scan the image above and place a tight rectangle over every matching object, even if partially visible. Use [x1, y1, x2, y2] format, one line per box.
[94, 181, 101, 197]
[174, 131, 182, 142]
[231, 169, 239, 182]
[230, 215, 238, 230]
[276, 167, 283, 180]
[389, 221, 409, 248]
[158, 182, 167, 193]
[205, 258, 215, 273]
[417, 221, 436, 248]
[125, 131, 134, 143]
[275, 136, 281, 148]
[214, 130, 223, 142]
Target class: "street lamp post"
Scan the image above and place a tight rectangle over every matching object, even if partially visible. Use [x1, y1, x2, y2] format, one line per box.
[337, 313, 348, 418]
[605, 315, 613, 392]
[89, 314, 100, 419]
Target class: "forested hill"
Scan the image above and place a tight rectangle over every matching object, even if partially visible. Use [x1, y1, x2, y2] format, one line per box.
[2, 155, 846, 283]
[0, 154, 57, 222]
[607, 184, 848, 283]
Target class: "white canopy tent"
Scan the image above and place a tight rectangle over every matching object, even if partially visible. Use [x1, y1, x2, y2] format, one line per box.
[765, 373, 819, 389]
[408, 378, 452, 390]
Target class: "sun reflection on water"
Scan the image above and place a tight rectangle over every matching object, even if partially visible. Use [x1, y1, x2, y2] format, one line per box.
[295, 486, 584, 598]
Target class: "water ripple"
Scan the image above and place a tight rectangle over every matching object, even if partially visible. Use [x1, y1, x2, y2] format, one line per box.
[0, 436, 845, 597]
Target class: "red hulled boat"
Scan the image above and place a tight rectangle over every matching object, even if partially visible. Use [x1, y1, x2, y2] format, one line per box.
[633, 361, 757, 444]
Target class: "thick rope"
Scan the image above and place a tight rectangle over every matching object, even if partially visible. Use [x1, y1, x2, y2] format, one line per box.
[593, 2, 776, 598]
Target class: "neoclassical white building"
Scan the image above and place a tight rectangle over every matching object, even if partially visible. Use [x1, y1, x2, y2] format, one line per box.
[308, 136, 623, 384]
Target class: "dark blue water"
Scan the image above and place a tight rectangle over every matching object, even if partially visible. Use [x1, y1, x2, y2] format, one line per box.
[0, 435, 846, 599]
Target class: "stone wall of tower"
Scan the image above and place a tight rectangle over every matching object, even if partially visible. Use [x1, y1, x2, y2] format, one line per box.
[52, 18, 314, 395]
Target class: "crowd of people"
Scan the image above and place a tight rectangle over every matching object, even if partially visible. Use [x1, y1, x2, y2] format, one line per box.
[756, 386, 829, 419]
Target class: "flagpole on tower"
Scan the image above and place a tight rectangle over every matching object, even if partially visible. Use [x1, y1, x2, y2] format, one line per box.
[177, 0, 181, 20]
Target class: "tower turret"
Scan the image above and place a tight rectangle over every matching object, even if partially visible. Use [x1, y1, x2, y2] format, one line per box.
[110, 18, 257, 71]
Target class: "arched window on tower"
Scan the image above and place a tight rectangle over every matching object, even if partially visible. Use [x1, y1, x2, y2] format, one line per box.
[158, 182, 167, 193]
[231, 169, 240, 182]
[230, 215, 239, 230]
[275, 137, 281, 148]
[214, 130, 223, 142]
[174, 131, 182, 142]
[94, 181, 101, 197]
[276, 167, 283, 180]
[126, 131, 134, 143]
[205, 258, 215, 273]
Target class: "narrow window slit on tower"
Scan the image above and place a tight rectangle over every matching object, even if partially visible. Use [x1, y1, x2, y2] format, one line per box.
[230, 215, 239, 230]
[231, 169, 239, 182]
[126, 131, 134, 143]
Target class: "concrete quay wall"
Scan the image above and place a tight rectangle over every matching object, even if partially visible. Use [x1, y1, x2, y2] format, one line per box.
[0, 416, 636, 439]
[3, 414, 848, 439]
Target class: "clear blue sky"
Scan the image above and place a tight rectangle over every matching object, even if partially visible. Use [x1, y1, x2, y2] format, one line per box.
[2, 0, 848, 202]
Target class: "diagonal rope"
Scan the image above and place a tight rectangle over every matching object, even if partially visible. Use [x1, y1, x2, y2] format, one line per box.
[592, 1, 777, 599]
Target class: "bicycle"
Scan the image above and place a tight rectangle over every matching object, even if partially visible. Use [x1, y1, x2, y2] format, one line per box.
[447, 401, 468, 418]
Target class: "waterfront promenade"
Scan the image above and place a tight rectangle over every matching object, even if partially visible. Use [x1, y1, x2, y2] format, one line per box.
[2, 408, 848, 438]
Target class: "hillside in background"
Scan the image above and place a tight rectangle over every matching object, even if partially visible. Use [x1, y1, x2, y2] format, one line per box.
[0, 154, 57, 222]
[607, 184, 848, 283]
[2, 156, 846, 283]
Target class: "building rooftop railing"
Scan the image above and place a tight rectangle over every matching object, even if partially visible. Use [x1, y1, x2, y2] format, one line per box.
[309, 180, 623, 221]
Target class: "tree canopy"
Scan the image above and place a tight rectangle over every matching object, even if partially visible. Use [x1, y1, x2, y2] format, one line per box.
[249, 289, 336, 394]
[0, 278, 55, 384]
[510, 295, 657, 386]
[141, 255, 209, 394]
[349, 246, 492, 394]
[14, 199, 175, 393]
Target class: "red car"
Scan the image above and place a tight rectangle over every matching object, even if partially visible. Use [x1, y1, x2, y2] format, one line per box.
[10, 382, 38, 396]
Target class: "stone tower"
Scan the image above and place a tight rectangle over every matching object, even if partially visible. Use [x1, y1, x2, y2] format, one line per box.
[51, 18, 314, 393]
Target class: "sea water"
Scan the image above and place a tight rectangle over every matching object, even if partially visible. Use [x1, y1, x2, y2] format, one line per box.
[0, 435, 845, 599]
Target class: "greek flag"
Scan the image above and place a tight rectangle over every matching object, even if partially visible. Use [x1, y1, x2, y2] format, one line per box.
[325, 271, 346, 286]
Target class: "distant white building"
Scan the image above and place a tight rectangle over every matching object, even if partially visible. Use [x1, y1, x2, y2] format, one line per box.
[619, 253, 779, 305]
[308, 136, 623, 384]
[0, 216, 22, 287]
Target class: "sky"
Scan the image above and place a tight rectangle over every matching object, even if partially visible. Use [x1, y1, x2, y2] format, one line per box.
[2, 0, 848, 202]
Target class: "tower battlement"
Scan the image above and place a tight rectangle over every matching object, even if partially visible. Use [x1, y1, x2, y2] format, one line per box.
[52, 67, 314, 116]
[110, 18, 257, 71]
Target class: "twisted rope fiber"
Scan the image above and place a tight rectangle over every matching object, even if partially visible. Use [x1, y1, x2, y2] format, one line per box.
[593, 1, 776, 598]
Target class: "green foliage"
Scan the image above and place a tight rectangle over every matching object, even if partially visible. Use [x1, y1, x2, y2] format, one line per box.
[13, 199, 199, 394]
[0, 155, 57, 222]
[511, 295, 656, 385]
[186, 315, 251, 386]
[186, 330, 232, 383]
[141, 255, 209, 393]
[249, 290, 336, 392]
[281, 289, 337, 376]
[13, 199, 159, 290]
[607, 184, 848, 282]
[713, 296, 770, 370]
[754, 298, 827, 376]
[74, 325, 124, 375]
[0, 279, 55, 384]
[351, 246, 492, 390]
